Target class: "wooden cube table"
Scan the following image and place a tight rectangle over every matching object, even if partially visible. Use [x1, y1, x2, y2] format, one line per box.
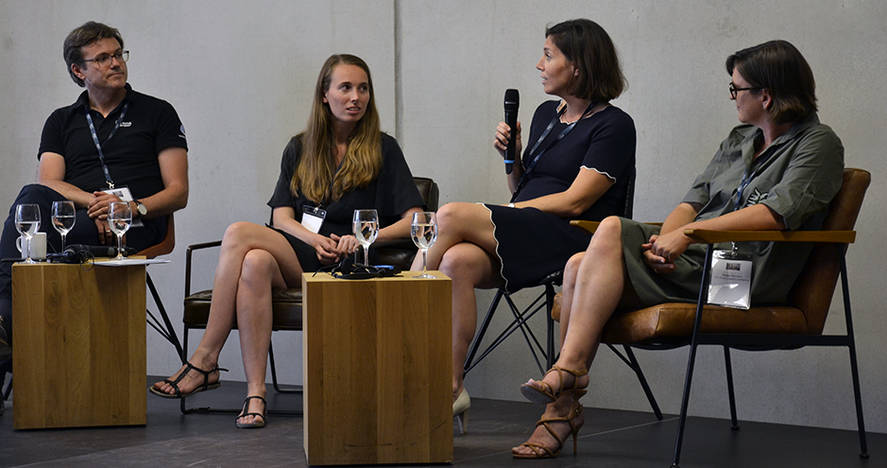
[12, 262, 146, 429]
[302, 271, 452, 465]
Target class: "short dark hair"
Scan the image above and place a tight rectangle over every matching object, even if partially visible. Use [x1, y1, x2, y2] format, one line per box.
[726, 40, 817, 123]
[63, 21, 124, 87]
[545, 19, 626, 102]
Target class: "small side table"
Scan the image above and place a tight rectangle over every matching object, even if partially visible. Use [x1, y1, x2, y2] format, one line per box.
[302, 271, 452, 465]
[12, 262, 146, 429]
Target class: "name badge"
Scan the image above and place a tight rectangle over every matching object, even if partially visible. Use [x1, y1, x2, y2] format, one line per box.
[102, 186, 144, 227]
[707, 249, 752, 310]
[301, 205, 327, 234]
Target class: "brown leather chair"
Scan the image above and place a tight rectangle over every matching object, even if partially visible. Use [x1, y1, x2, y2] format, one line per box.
[555, 168, 871, 466]
[180, 177, 439, 413]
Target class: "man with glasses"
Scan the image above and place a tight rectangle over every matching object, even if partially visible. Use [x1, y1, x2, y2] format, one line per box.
[0, 21, 189, 367]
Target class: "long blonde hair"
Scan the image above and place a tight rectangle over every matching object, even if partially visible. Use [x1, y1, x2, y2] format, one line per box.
[291, 54, 382, 203]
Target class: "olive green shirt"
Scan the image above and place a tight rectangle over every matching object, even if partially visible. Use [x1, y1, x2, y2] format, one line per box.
[622, 114, 844, 306]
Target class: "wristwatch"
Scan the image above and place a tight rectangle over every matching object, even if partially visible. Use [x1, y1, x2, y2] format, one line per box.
[134, 200, 148, 217]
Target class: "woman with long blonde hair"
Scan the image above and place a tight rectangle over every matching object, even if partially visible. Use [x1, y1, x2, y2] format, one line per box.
[151, 54, 422, 429]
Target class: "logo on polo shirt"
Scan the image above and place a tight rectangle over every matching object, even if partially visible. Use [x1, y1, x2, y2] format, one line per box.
[120, 121, 132, 127]
[178, 124, 186, 139]
[743, 188, 769, 208]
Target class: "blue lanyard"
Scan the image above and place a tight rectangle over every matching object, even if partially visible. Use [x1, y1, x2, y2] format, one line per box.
[733, 148, 776, 212]
[85, 102, 129, 189]
[512, 101, 596, 201]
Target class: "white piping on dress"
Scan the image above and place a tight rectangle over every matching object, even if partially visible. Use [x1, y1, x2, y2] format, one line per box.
[580, 165, 617, 183]
[478, 202, 510, 292]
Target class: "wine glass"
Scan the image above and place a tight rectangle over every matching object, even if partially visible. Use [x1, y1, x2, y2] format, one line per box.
[51, 200, 76, 251]
[410, 211, 438, 278]
[14, 204, 41, 263]
[352, 209, 379, 266]
[108, 201, 132, 260]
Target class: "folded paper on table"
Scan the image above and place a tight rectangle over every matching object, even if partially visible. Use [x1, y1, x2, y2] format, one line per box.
[93, 258, 171, 267]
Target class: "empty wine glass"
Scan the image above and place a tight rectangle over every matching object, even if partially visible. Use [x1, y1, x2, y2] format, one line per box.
[352, 209, 379, 266]
[51, 200, 76, 251]
[410, 211, 438, 278]
[14, 204, 41, 263]
[108, 201, 132, 260]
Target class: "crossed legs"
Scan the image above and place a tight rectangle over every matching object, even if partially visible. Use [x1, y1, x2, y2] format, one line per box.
[513, 216, 627, 456]
[152, 222, 304, 426]
[415, 202, 503, 397]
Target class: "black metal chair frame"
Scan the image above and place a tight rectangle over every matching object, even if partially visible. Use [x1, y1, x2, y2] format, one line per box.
[664, 239, 868, 467]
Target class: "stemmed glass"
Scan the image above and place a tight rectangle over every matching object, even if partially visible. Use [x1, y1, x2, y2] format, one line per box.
[410, 211, 438, 278]
[108, 201, 132, 260]
[352, 209, 379, 266]
[51, 200, 76, 251]
[14, 204, 41, 263]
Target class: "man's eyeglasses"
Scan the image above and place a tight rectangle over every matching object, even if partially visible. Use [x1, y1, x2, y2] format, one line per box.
[82, 50, 129, 67]
[729, 82, 761, 100]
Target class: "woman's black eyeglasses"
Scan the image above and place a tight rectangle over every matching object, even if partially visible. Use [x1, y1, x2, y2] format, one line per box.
[729, 82, 761, 100]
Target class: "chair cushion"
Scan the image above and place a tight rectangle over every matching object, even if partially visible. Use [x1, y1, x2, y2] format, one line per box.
[551, 293, 808, 344]
[600, 302, 808, 344]
[184, 288, 303, 330]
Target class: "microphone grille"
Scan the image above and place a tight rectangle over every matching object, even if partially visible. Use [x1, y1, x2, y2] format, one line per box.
[504, 88, 519, 106]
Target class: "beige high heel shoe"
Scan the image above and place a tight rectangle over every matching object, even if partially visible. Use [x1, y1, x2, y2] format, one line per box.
[453, 387, 471, 435]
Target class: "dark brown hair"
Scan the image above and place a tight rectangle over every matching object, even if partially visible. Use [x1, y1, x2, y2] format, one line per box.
[63, 21, 124, 87]
[545, 19, 626, 102]
[726, 40, 817, 123]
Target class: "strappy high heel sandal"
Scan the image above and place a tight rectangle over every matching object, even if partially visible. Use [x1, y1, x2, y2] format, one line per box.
[512, 400, 585, 458]
[520, 365, 588, 405]
[453, 387, 471, 435]
[149, 361, 228, 399]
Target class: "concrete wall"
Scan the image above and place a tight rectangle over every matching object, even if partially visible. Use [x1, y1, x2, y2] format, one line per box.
[1, 0, 884, 433]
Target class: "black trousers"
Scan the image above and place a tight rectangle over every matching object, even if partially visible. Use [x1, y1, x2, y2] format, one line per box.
[0, 184, 166, 345]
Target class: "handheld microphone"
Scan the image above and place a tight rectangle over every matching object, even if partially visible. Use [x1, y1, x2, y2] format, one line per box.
[504, 89, 519, 174]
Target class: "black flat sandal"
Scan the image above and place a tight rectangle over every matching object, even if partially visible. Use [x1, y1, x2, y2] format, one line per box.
[149, 361, 228, 399]
[235, 395, 267, 429]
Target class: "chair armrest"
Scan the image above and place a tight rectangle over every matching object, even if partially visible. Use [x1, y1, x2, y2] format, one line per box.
[569, 220, 663, 234]
[185, 240, 222, 297]
[683, 229, 856, 244]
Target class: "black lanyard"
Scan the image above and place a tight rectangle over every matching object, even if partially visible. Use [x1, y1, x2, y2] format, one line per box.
[511, 102, 596, 201]
[85, 103, 129, 189]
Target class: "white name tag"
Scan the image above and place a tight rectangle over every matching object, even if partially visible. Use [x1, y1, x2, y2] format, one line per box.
[102, 186, 143, 227]
[301, 206, 326, 234]
[707, 250, 752, 310]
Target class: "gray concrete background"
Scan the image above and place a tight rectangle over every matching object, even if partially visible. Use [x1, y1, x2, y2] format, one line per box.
[1, 0, 884, 433]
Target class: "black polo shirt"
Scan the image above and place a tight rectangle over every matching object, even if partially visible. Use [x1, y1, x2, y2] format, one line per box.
[38, 83, 188, 199]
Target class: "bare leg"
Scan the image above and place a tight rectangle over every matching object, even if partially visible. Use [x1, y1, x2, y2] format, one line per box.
[152, 222, 304, 396]
[558, 252, 585, 346]
[513, 216, 626, 456]
[439, 243, 499, 396]
[522, 217, 626, 401]
[234, 248, 288, 425]
[418, 202, 500, 270]
[413, 202, 503, 396]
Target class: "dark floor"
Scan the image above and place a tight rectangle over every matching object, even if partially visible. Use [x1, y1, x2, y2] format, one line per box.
[0, 377, 882, 468]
